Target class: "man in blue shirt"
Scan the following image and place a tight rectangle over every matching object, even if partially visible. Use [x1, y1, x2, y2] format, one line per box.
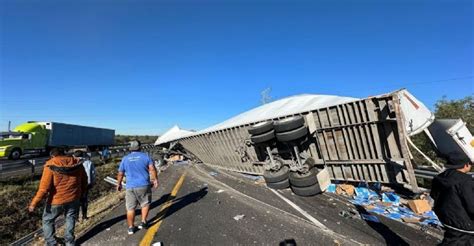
[117, 140, 158, 235]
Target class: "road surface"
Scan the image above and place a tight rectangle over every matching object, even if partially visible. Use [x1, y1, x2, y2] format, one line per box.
[78, 163, 442, 245]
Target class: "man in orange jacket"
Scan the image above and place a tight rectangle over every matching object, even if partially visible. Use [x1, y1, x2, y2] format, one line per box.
[28, 148, 88, 246]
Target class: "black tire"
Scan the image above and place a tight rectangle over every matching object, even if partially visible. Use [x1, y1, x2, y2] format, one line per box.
[276, 126, 308, 142]
[248, 121, 273, 135]
[8, 148, 22, 160]
[251, 130, 275, 144]
[289, 168, 319, 187]
[263, 166, 289, 183]
[291, 183, 322, 196]
[267, 178, 290, 189]
[274, 116, 305, 133]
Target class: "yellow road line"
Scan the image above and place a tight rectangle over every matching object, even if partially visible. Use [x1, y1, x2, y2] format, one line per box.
[140, 173, 186, 246]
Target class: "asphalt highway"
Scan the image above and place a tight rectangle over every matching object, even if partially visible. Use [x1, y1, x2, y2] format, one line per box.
[78, 163, 442, 246]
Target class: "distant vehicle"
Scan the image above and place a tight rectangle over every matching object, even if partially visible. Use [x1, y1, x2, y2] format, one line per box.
[0, 121, 115, 160]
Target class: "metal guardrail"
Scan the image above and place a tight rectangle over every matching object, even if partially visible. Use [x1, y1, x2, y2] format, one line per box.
[414, 167, 473, 180]
[414, 168, 438, 180]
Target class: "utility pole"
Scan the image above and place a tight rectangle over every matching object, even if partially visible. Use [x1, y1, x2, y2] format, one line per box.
[260, 87, 272, 105]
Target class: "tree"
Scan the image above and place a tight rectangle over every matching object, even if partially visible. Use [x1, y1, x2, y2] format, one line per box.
[434, 96, 473, 132]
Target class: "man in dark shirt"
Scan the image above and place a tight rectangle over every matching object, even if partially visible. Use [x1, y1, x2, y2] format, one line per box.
[431, 156, 474, 245]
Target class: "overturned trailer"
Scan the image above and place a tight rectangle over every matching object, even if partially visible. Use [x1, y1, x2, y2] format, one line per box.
[156, 89, 472, 195]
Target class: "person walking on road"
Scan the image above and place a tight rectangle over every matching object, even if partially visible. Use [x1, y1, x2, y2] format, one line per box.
[73, 150, 96, 221]
[431, 156, 474, 245]
[28, 148, 88, 246]
[116, 140, 158, 235]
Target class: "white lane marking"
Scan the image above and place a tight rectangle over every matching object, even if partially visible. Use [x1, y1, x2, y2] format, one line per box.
[268, 188, 328, 230]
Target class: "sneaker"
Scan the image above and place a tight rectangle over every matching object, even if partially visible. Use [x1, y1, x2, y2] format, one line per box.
[128, 227, 135, 235]
[138, 221, 148, 230]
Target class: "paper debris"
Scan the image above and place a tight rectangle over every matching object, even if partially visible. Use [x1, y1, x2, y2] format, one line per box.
[361, 214, 380, 223]
[336, 184, 355, 196]
[233, 214, 245, 221]
[408, 199, 431, 214]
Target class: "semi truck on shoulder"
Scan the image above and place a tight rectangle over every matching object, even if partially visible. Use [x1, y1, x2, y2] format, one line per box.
[0, 121, 115, 160]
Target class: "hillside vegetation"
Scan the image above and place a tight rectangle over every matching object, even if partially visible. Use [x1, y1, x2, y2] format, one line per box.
[115, 135, 158, 145]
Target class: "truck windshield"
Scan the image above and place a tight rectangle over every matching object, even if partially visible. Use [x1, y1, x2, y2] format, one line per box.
[0, 132, 23, 140]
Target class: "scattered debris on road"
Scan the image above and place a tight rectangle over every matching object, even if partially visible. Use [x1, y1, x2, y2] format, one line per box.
[326, 183, 441, 227]
[335, 184, 355, 196]
[233, 214, 245, 221]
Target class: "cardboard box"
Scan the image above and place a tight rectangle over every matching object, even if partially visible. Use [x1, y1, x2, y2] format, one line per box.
[169, 155, 183, 162]
[407, 199, 431, 214]
[336, 184, 355, 196]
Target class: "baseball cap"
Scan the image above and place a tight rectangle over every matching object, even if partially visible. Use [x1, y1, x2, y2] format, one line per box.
[130, 140, 141, 151]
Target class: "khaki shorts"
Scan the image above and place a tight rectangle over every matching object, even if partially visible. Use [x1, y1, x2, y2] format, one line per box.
[125, 186, 152, 211]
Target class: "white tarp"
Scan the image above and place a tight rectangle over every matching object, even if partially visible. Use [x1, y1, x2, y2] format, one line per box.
[154, 125, 194, 145]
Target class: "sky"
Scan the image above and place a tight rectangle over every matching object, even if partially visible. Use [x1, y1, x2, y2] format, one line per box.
[0, 0, 472, 135]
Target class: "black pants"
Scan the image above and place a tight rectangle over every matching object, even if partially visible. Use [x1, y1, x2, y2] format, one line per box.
[441, 229, 474, 246]
[79, 186, 91, 219]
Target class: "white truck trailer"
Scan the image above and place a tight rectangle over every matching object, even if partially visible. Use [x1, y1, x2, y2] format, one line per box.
[155, 89, 473, 195]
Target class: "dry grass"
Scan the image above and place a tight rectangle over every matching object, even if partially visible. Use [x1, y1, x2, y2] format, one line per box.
[31, 190, 126, 245]
[1, 158, 123, 245]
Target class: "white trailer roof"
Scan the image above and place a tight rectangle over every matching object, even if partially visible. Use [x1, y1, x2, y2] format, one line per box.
[154, 125, 195, 145]
[155, 90, 435, 145]
[155, 94, 358, 145]
[201, 94, 358, 133]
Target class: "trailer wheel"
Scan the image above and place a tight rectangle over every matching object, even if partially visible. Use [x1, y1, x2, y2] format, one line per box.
[9, 148, 22, 160]
[248, 121, 273, 135]
[251, 130, 275, 144]
[291, 183, 322, 197]
[266, 178, 290, 190]
[289, 168, 318, 187]
[274, 116, 304, 133]
[276, 126, 308, 142]
[263, 166, 289, 183]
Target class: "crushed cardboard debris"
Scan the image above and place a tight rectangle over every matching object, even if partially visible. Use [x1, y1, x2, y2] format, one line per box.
[408, 199, 431, 214]
[336, 184, 355, 196]
[169, 155, 184, 162]
[326, 182, 440, 227]
[233, 214, 245, 221]
[382, 192, 400, 206]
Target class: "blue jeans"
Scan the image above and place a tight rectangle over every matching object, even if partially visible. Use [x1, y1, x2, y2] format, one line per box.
[43, 200, 80, 246]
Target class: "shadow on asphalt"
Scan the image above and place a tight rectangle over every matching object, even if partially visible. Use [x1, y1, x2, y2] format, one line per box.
[355, 205, 409, 246]
[77, 187, 208, 244]
[77, 193, 170, 244]
[148, 187, 208, 226]
[279, 238, 297, 246]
